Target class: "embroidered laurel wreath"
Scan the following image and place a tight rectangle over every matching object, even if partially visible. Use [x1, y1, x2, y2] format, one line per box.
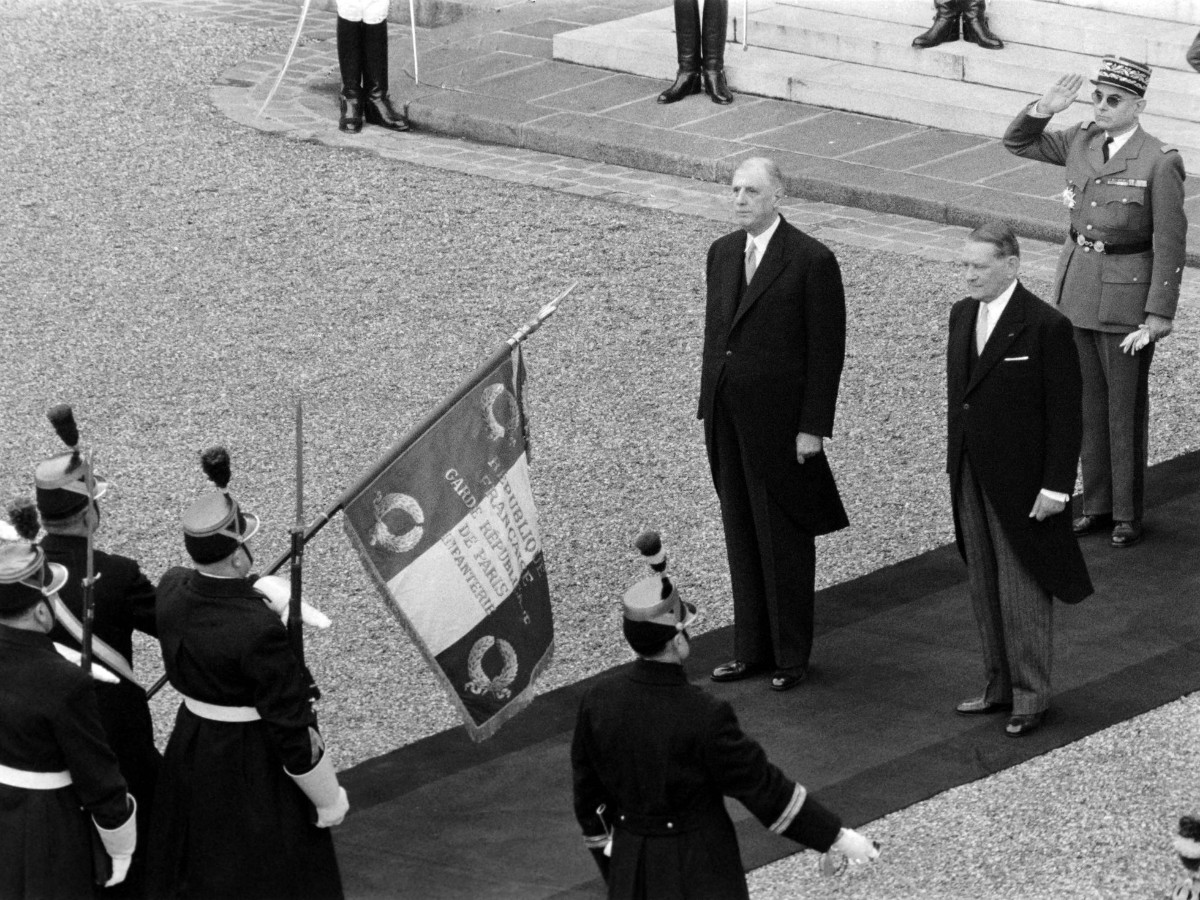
[465, 636, 519, 700]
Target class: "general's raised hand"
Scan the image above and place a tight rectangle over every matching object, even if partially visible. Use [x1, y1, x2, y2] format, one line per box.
[1037, 74, 1084, 116]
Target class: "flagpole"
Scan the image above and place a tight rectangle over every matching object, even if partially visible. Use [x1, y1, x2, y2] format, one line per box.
[146, 283, 575, 701]
[409, 0, 421, 84]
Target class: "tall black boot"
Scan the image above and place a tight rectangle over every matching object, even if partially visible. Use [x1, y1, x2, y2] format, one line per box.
[658, 0, 702, 104]
[336, 16, 363, 133]
[912, 0, 960, 49]
[701, 0, 733, 105]
[361, 21, 411, 131]
[961, 0, 1003, 49]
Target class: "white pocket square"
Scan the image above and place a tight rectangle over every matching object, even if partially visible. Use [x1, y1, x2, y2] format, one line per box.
[1003, 356, 1029, 362]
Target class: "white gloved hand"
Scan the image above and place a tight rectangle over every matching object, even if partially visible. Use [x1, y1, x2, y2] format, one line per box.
[316, 787, 350, 828]
[831, 828, 880, 864]
[54, 643, 121, 684]
[254, 576, 332, 628]
[95, 796, 137, 887]
[106, 854, 132, 888]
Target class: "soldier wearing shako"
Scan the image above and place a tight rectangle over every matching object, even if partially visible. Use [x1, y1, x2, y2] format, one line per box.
[0, 503, 138, 898]
[571, 532, 878, 899]
[1004, 56, 1187, 549]
[146, 448, 347, 900]
[35, 405, 161, 900]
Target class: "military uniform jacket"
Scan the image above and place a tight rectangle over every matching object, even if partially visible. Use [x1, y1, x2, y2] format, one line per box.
[146, 568, 343, 900]
[0, 624, 130, 900]
[571, 660, 841, 900]
[1004, 107, 1186, 332]
[697, 217, 849, 535]
[947, 284, 1093, 603]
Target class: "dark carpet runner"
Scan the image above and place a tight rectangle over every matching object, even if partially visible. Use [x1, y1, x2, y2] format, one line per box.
[335, 450, 1200, 899]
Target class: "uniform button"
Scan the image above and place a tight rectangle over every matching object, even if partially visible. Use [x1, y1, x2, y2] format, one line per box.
[1095, 178, 1102, 183]
[1085, 225, 1092, 230]
[619, 815, 626, 822]
[1090, 201, 1097, 207]
[1133, 277, 1138, 281]
[725, 350, 732, 357]
[962, 402, 970, 411]
[667, 822, 674, 829]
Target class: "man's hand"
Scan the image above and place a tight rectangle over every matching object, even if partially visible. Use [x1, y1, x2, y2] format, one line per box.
[1145, 313, 1173, 341]
[795, 433, 823, 464]
[1029, 493, 1066, 521]
[1036, 74, 1084, 116]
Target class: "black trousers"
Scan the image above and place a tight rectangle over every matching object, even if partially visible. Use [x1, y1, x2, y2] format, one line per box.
[708, 390, 815, 671]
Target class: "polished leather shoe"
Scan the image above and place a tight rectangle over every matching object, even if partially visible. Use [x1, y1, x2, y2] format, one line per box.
[1111, 520, 1144, 549]
[702, 68, 733, 105]
[955, 696, 1012, 716]
[770, 668, 806, 692]
[1072, 512, 1112, 536]
[339, 92, 363, 133]
[711, 660, 763, 682]
[364, 91, 410, 131]
[657, 70, 701, 104]
[1005, 711, 1044, 737]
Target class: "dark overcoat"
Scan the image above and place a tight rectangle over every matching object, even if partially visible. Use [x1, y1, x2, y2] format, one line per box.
[0, 624, 131, 900]
[571, 659, 841, 900]
[947, 283, 1093, 603]
[697, 217, 848, 535]
[146, 568, 343, 900]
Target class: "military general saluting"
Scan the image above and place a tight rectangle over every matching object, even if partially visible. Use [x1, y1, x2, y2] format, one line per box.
[1004, 56, 1187, 549]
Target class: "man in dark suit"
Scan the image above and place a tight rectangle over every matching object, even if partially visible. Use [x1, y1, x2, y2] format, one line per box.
[699, 156, 848, 692]
[947, 223, 1093, 738]
[571, 535, 877, 898]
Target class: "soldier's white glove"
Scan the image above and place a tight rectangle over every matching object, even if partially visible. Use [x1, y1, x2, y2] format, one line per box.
[54, 643, 120, 684]
[287, 750, 349, 828]
[831, 828, 880, 864]
[254, 576, 332, 629]
[94, 796, 137, 887]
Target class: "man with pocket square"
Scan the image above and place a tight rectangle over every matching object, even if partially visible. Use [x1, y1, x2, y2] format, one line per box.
[1003, 58, 1186, 549]
[948, 223, 1093, 738]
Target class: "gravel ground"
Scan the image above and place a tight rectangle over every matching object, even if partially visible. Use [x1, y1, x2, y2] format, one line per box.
[3, 2, 1200, 897]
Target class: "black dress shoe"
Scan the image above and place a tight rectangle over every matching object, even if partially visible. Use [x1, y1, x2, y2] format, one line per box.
[658, 70, 701, 104]
[1111, 520, 1143, 548]
[961, 0, 1003, 49]
[702, 68, 733, 105]
[1005, 711, 1044, 737]
[364, 90, 411, 131]
[339, 91, 363, 133]
[770, 668, 806, 691]
[1072, 512, 1112, 536]
[711, 660, 763, 682]
[955, 696, 1012, 716]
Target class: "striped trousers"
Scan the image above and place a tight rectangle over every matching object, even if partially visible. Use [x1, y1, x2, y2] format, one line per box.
[957, 456, 1053, 715]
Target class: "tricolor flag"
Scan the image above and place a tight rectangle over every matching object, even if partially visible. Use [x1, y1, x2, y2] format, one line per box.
[342, 346, 554, 741]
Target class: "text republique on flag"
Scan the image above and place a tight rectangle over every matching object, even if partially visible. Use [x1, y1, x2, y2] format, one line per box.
[342, 346, 553, 741]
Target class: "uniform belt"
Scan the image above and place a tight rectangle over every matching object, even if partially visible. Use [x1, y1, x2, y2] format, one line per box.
[183, 695, 262, 722]
[1069, 228, 1152, 255]
[0, 763, 72, 790]
[613, 809, 713, 836]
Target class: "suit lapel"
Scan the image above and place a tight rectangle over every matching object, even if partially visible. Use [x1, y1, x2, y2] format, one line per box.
[965, 284, 1028, 396]
[731, 217, 789, 331]
[1097, 126, 1142, 176]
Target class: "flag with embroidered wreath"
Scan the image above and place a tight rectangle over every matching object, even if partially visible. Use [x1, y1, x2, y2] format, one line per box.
[340, 291, 569, 741]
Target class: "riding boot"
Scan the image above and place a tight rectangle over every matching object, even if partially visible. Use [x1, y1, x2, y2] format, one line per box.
[361, 21, 411, 131]
[658, 0, 702, 104]
[701, 0, 733, 104]
[961, 0, 1003, 49]
[336, 16, 363, 133]
[912, 0, 960, 49]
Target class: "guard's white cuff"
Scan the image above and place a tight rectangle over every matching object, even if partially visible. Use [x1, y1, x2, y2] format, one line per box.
[94, 795, 137, 886]
[287, 752, 349, 827]
[1039, 488, 1070, 504]
[254, 576, 332, 628]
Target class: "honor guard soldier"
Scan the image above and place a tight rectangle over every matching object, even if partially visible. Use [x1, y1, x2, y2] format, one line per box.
[335, 0, 410, 132]
[35, 406, 161, 900]
[0, 504, 138, 899]
[1004, 56, 1187, 549]
[146, 448, 347, 900]
[571, 533, 878, 899]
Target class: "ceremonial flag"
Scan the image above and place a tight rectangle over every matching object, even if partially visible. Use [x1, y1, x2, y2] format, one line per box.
[341, 346, 553, 741]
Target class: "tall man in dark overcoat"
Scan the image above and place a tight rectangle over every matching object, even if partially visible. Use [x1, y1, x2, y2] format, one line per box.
[1004, 56, 1187, 549]
[571, 536, 877, 899]
[948, 223, 1093, 739]
[699, 156, 848, 692]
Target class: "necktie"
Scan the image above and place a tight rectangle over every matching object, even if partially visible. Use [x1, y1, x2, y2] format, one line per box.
[975, 300, 989, 355]
[745, 243, 757, 284]
[1102, 137, 1113, 163]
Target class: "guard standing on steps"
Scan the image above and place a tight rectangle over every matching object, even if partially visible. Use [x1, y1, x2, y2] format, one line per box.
[146, 448, 347, 900]
[913, 0, 1003, 50]
[571, 533, 879, 899]
[658, 0, 734, 105]
[0, 505, 139, 898]
[35, 406, 161, 900]
[336, 0, 410, 133]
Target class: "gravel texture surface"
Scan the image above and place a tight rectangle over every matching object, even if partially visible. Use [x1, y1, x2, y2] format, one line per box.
[3, 2, 1200, 897]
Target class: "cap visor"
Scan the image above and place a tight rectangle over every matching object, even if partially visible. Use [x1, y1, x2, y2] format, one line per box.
[241, 512, 261, 542]
[44, 562, 69, 597]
